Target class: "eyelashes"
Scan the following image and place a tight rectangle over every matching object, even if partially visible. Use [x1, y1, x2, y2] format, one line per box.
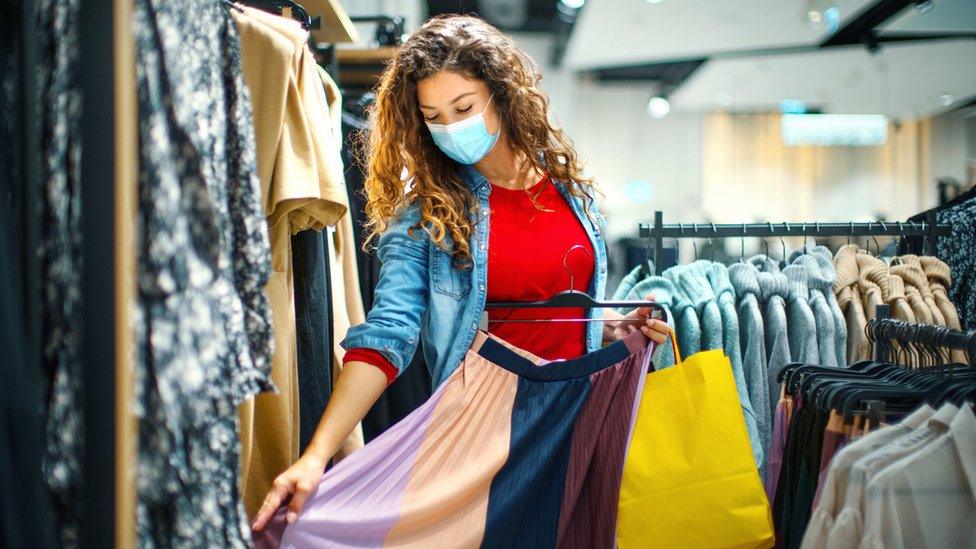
[423, 105, 475, 122]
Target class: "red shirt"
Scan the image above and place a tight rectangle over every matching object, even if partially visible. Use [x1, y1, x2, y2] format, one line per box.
[485, 174, 594, 360]
[345, 174, 594, 383]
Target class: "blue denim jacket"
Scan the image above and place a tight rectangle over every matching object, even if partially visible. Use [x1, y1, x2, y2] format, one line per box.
[340, 164, 609, 389]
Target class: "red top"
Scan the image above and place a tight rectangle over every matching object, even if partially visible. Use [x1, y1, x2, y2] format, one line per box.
[345, 174, 595, 384]
[484, 174, 594, 360]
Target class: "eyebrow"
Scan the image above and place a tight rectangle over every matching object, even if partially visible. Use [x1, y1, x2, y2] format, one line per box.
[419, 91, 477, 110]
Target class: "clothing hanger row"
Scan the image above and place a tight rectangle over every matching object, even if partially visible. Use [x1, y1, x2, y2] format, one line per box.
[482, 244, 665, 328]
[224, 0, 315, 30]
[776, 317, 976, 421]
[637, 211, 952, 276]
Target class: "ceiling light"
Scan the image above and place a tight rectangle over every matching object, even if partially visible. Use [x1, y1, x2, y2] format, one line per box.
[716, 91, 733, 108]
[646, 0, 664, 4]
[647, 96, 671, 118]
[941, 94, 955, 107]
[807, 10, 822, 23]
[560, 0, 585, 10]
[914, 0, 934, 14]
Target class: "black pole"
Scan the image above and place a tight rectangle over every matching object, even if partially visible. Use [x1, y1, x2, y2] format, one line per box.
[872, 304, 891, 363]
[79, 0, 117, 546]
[925, 209, 939, 256]
[653, 210, 663, 275]
[638, 220, 950, 239]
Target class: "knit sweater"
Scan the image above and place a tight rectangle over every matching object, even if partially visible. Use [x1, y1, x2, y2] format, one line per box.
[810, 246, 847, 366]
[612, 265, 680, 369]
[783, 264, 820, 364]
[918, 256, 963, 331]
[893, 256, 943, 324]
[789, 248, 842, 368]
[663, 264, 702, 356]
[833, 245, 888, 361]
[891, 261, 936, 325]
[680, 261, 763, 468]
[750, 255, 792, 411]
[729, 261, 772, 462]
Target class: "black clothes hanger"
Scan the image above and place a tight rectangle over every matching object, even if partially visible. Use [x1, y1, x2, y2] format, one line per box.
[484, 245, 666, 327]
[238, 0, 314, 29]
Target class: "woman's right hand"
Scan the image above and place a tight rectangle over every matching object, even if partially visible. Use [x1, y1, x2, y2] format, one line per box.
[250, 453, 328, 532]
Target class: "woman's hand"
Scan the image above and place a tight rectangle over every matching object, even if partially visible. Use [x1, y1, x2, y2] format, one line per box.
[251, 453, 328, 532]
[603, 293, 671, 345]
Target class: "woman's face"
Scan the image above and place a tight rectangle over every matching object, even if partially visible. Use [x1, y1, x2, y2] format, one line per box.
[416, 70, 500, 133]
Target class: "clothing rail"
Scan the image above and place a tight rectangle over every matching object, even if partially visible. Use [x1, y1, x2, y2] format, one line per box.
[638, 210, 949, 274]
[867, 310, 976, 364]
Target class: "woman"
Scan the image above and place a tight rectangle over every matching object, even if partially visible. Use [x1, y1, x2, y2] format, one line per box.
[252, 14, 670, 531]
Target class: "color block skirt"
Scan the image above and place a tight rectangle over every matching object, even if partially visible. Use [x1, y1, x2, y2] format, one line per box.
[254, 330, 655, 549]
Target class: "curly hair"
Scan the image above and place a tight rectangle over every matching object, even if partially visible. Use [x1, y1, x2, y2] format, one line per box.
[359, 14, 598, 268]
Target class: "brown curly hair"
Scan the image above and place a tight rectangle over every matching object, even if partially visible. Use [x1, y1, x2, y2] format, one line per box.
[359, 14, 598, 268]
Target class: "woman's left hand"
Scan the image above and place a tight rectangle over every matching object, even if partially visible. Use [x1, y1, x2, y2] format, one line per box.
[603, 293, 671, 345]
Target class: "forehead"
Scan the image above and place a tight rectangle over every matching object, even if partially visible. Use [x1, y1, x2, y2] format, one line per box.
[416, 70, 487, 106]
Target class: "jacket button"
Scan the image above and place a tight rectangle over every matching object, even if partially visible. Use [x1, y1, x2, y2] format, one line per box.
[479, 284, 485, 291]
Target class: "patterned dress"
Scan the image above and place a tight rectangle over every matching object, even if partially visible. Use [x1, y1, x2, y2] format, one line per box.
[133, 0, 275, 546]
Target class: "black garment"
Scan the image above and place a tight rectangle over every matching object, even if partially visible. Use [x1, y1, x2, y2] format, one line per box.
[772, 404, 827, 549]
[898, 194, 976, 330]
[292, 229, 334, 453]
[341, 118, 380, 311]
[340, 116, 431, 440]
[0, 5, 57, 545]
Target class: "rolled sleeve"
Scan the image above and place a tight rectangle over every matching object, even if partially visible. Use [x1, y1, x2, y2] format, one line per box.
[339, 204, 429, 377]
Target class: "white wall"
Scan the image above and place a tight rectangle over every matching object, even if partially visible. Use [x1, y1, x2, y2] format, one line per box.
[512, 34, 704, 242]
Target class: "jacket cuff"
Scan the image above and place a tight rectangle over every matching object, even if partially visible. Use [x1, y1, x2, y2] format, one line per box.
[343, 348, 397, 385]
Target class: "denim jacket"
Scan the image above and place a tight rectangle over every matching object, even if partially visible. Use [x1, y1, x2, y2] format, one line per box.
[340, 164, 609, 389]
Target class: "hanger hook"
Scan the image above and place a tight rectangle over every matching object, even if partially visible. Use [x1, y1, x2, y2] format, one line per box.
[872, 222, 882, 257]
[814, 222, 821, 247]
[895, 221, 903, 252]
[709, 223, 716, 261]
[848, 221, 854, 246]
[801, 222, 809, 253]
[740, 223, 746, 260]
[562, 243, 592, 292]
[674, 223, 695, 262]
[922, 221, 933, 255]
[781, 222, 789, 262]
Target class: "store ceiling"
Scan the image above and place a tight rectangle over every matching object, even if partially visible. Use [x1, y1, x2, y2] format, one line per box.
[669, 39, 976, 120]
[560, 0, 976, 119]
[564, 0, 875, 69]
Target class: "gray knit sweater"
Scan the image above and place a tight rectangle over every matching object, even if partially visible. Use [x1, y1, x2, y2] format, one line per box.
[728, 261, 772, 461]
[750, 255, 792, 413]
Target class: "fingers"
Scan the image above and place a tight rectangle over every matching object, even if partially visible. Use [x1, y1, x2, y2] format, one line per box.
[287, 480, 314, 524]
[640, 318, 670, 345]
[251, 477, 293, 532]
[635, 294, 657, 318]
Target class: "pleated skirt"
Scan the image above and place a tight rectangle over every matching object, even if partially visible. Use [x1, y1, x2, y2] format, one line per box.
[255, 329, 655, 549]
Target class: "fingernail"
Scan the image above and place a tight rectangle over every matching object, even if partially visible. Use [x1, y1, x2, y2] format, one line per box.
[287, 512, 297, 524]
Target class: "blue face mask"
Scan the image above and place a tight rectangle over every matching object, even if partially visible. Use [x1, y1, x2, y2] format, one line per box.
[425, 95, 499, 165]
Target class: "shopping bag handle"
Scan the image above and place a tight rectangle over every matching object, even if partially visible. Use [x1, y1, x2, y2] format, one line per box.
[668, 328, 682, 364]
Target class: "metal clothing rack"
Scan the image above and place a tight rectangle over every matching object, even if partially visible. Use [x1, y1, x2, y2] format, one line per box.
[638, 210, 949, 274]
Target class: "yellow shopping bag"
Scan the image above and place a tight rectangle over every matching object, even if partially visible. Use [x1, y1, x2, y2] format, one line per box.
[617, 337, 774, 549]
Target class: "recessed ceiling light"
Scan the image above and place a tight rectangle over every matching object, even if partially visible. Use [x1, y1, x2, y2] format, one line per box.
[646, 0, 664, 4]
[941, 94, 955, 107]
[807, 10, 822, 23]
[560, 0, 585, 9]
